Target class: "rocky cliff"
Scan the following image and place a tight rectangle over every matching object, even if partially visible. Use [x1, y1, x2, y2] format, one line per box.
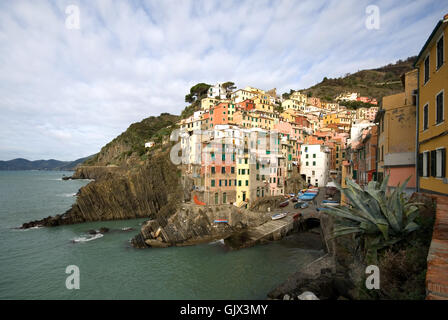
[21, 150, 187, 228]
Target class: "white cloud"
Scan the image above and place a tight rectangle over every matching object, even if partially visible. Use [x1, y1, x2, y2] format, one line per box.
[0, 0, 447, 160]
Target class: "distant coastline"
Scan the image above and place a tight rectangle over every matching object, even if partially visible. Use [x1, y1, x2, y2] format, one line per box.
[0, 155, 94, 171]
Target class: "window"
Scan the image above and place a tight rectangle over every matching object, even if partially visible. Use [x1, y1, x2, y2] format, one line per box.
[436, 91, 444, 124]
[306, 161, 309, 166]
[313, 161, 316, 166]
[231, 167, 235, 174]
[424, 55, 430, 84]
[418, 153, 423, 177]
[211, 180, 215, 187]
[211, 166, 215, 174]
[437, 35, 444, 70]
[313, 154, 316, 158]
[223, 193, 227, 204]
[238, 180, 242, 186]
[221, 167, 225, 174]
[245, 180, 248, 186]
[381, 146, 384, 161]
[423, 104, 429, 130]
[436, 148, 446, 178]
[215, 193, 219, 205]
[431, 150, 437, 177]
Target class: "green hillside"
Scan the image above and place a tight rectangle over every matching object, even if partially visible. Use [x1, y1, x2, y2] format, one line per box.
[299, 56, 417, 104]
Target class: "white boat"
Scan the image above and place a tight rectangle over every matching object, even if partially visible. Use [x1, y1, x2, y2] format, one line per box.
[271, 212, 288, 220]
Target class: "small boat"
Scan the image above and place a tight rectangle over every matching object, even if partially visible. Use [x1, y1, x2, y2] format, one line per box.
[272, 212, 288, 220]
[300, 202, 309, 209]
[279, 200, 289, 207]
[322, 200, 339, 207]
[293, 212, 302, 220]
[214, 219, 228, 223]
[299, 195, 316, 201]
[291, 197, 298, 202]
[294, 202, 303, 209]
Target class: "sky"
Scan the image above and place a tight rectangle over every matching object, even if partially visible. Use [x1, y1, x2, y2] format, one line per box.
[1, 0, 447, 161]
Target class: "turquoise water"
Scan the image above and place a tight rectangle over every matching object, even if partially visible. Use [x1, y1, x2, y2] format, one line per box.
[0, 171, 323, 300]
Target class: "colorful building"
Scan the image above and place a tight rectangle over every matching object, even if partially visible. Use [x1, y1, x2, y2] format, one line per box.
[415, 14, 448, 195]
[377, 69, 418, 193]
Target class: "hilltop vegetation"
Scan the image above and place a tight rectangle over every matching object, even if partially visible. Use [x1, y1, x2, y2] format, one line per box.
[84, 113, 179, 167]
[298, 56, 417, 103]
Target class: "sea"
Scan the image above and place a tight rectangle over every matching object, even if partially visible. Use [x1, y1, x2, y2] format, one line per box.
[0, 170, 323, 299]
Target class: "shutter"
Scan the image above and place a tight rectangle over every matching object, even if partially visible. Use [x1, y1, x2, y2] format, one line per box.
[426, 152, 431, 177]
[418, 153, 423, 177]
[442, 148, 446, 178]
[431, 150, 437, 177]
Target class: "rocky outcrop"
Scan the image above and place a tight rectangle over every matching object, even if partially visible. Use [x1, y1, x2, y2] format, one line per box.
[69, 165, 124, 180]
[285, 170, 308, 194]
[131, 204, 271, 248]
[21, 151, 185, 228]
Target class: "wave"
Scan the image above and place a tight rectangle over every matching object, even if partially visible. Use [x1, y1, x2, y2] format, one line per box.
[72, 233, 104, 243]
[59, 193, 76, 197]
[14, 225, 43, 231]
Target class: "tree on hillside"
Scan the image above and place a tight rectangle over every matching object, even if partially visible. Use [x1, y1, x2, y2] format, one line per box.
[222, 81, 237, 99]
[282, 89, 295, 100]
[185, 83, 211, 104]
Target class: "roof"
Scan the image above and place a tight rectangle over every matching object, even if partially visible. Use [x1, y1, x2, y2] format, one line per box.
[414, 15, 447, 67]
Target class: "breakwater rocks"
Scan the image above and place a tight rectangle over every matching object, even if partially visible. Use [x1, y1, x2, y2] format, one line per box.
[131, 204, 271, 248]
[21, 151, 186, 229]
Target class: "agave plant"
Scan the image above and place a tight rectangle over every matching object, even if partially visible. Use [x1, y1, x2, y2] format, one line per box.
[324, 175, 421, 262]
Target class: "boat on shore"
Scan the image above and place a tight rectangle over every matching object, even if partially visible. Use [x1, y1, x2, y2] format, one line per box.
[279, 200, 289, 207]
[213, 219, 228, 223]
[271, 212, 288, 220]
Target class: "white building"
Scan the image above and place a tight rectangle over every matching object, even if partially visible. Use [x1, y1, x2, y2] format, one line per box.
[208, 83, 227, 99]
[145, 141, 155, 148]
[300, 144, 330, 187]
[336, 92, 358, 102]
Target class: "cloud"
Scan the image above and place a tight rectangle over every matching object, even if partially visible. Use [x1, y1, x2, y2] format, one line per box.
[0, 0, 447, 160]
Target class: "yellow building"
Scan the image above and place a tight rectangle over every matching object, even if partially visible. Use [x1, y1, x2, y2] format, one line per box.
[281, 99, 305, 112]
[280, 109, 297, 123]
[290, 91, 308, 104]
[415, 14, 448, 195]
[323, 113, 351, 126]
[377, 69, 417, 191]
[201, 97, 220, 110]
[253, 94, 274, 113]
